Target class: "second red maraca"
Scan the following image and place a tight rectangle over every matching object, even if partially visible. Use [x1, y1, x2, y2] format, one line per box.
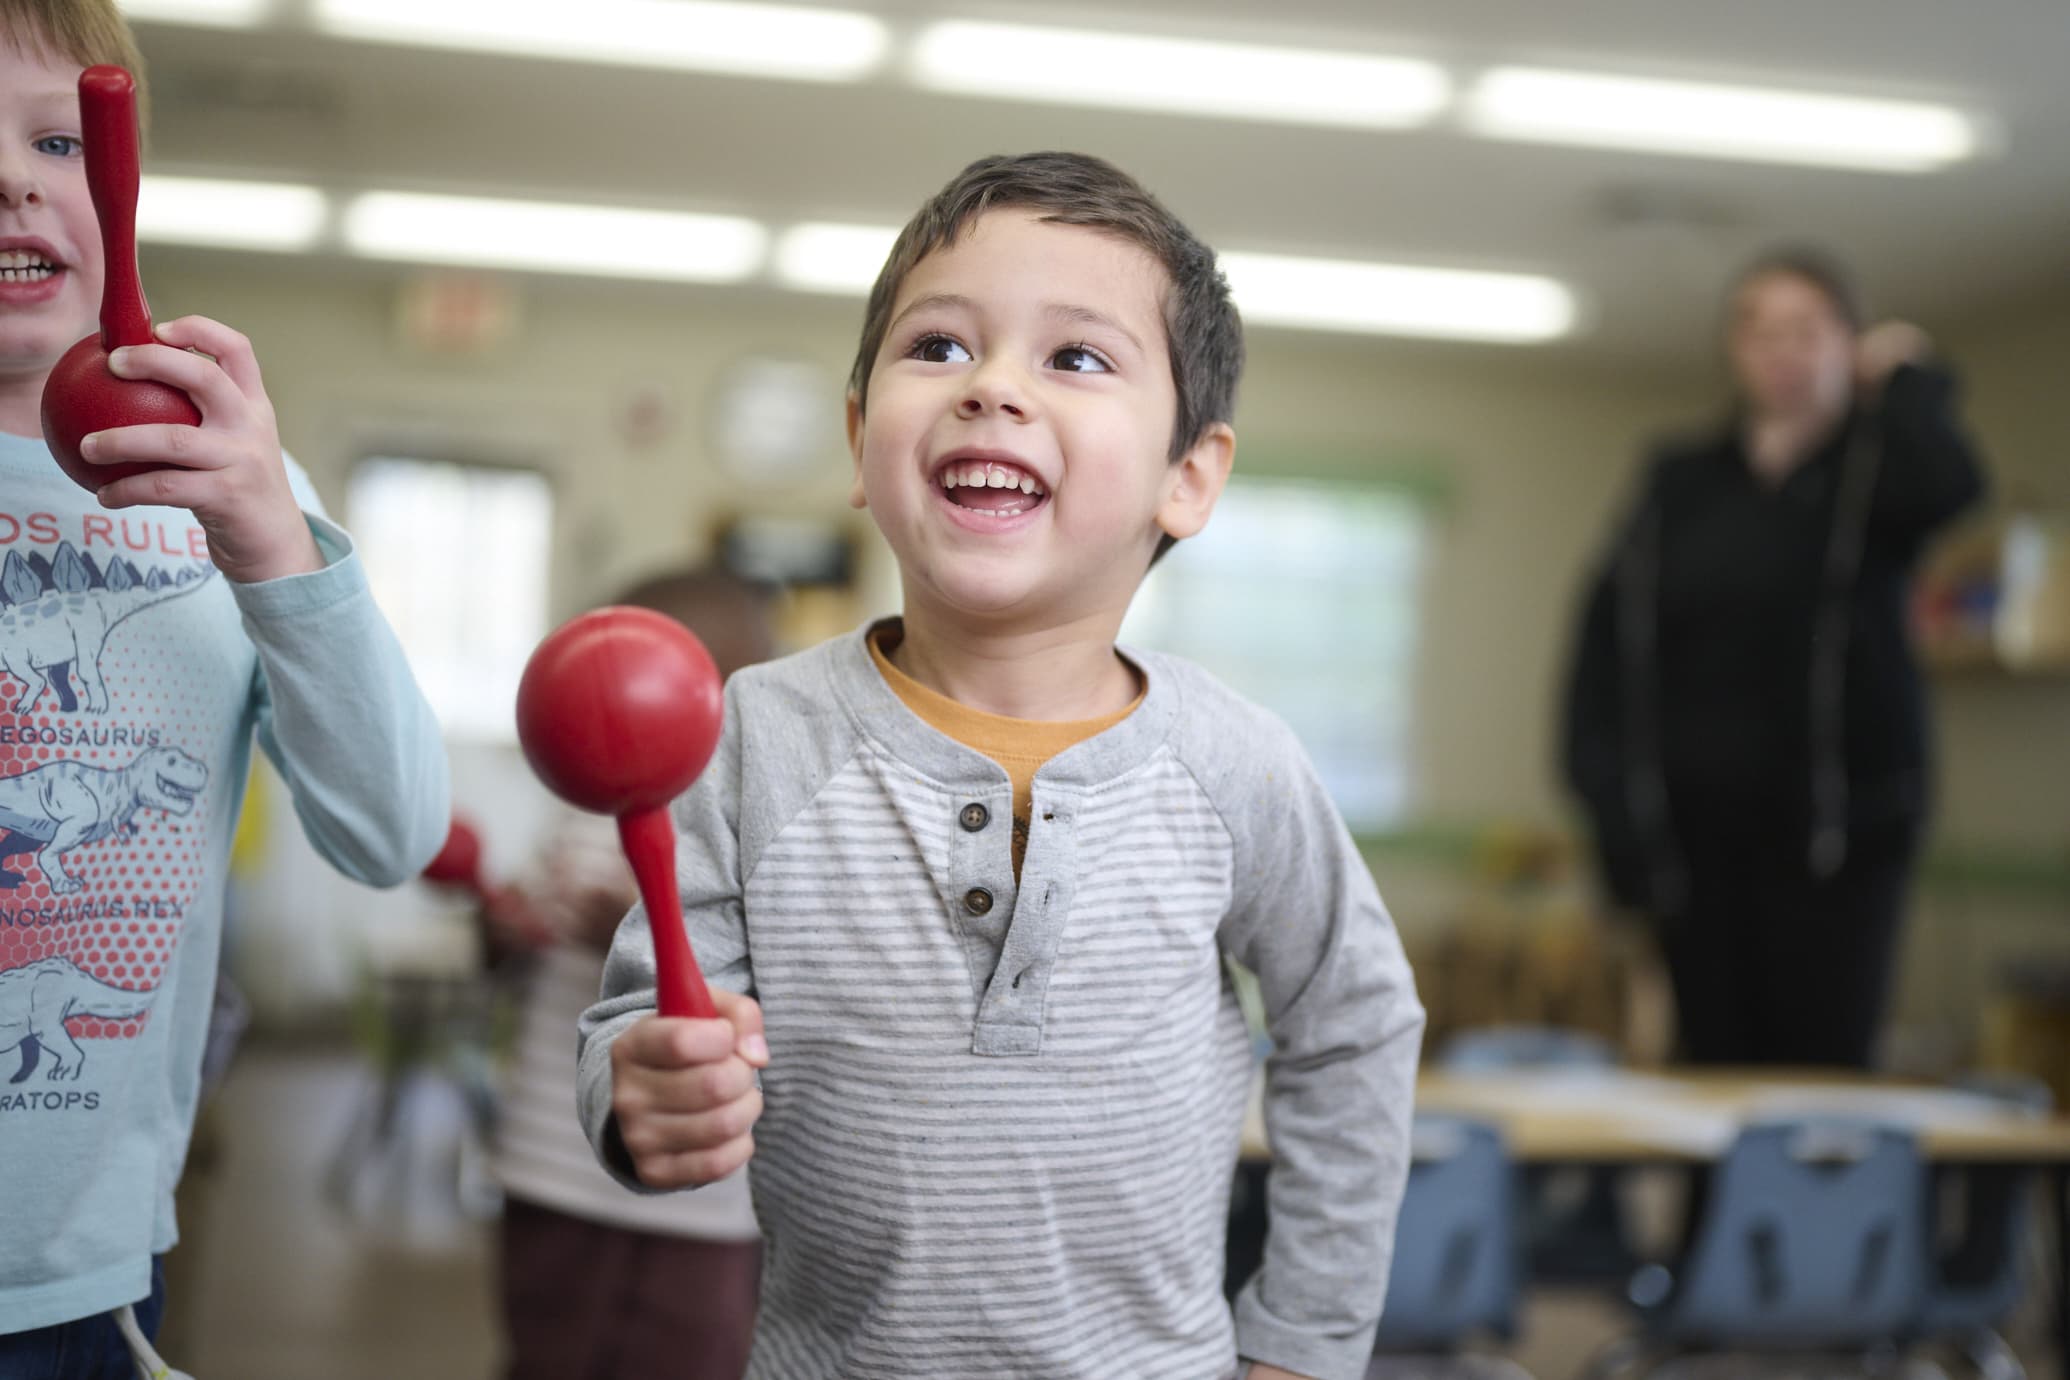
[40, 65, 200, 491]
[515, 607, 725, 1019]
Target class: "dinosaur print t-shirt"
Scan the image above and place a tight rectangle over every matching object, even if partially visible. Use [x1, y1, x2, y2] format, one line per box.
[0, 430, 449, 1333]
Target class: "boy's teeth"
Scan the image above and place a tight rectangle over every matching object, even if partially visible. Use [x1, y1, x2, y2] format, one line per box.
[938, 460, 1048, 497]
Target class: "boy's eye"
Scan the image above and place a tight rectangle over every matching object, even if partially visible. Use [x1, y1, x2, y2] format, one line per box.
[911, 334, 972, 365]
[1051, 345, 1111, 374]
[33, 135, 84, 159]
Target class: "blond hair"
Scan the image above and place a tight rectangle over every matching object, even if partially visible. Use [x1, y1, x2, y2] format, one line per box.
[1, 0, 150, 125]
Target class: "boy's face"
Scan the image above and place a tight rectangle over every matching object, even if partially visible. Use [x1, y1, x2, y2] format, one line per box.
[848, 209, 1231, 627]
[0, 40, 102, 388]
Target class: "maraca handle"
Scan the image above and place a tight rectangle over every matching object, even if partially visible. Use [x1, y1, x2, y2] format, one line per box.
[78, 66, 152, 348]
[618, 807, 717, 1020]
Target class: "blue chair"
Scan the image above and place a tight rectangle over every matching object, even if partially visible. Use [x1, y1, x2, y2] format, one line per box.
[1439, 1026, 1636, 1285]
[1915, 1076, 2054, 1379]
[1580, 1119, 1929, 1377]
[1371, 1116, 1527, 1372]
[1441, 1026, 1617, 1074]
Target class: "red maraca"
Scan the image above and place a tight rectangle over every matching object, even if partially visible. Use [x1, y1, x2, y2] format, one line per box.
[40, 65, 201, 490]
[422, 815, 554, 950]
[424, 816, 488, 894]
[515, 607, 725, 1018]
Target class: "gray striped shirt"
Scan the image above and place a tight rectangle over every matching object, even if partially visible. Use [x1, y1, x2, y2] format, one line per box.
[579, 625, 1423, 1380]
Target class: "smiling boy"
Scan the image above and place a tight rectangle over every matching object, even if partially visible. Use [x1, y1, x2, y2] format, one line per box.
[0, 3, 446, 1370]
[579, 152, 1423, 1380]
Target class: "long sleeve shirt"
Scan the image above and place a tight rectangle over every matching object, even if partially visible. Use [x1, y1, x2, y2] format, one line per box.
[0, 430, 449, 1332]
[579, 622, 1424, 1380]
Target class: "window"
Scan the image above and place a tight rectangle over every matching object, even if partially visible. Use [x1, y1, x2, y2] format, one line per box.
[347, 457, 554, 741]
[1122, 479, 1427, 830]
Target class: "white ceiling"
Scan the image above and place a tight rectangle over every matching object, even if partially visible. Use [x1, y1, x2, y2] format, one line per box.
[132, 0, 2070, 366]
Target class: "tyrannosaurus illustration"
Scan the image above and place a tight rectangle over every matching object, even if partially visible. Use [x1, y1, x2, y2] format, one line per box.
[0, 747, 208, 894]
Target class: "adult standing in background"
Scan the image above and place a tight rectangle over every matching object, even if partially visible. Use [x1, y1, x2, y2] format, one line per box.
[1562, 246, 1987, 1068]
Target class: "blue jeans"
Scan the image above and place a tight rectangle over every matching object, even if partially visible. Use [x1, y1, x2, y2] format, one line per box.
[0, 1257, 167, 1380]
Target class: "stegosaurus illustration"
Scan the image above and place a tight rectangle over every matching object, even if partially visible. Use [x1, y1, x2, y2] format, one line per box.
[0, 542, 213, 714]
[0, 955, 158, 1083]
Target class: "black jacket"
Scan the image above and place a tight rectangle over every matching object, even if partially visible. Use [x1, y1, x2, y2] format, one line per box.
[1562, 363, 1987, 911]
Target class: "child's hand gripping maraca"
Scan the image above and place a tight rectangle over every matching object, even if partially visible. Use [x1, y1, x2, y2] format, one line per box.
[515, 608, 765, 1187]
[41, 65, 322, 584]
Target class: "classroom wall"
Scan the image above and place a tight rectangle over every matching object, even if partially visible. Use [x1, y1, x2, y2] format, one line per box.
[1931, 289, 2070, 848]
[1887, 287, 2070, 1058]
[148, 251, 1714, 805]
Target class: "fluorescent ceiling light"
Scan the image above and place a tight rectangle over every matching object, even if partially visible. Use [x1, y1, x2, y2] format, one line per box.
[314, 0, 888, 81]
[342, 192, 767, 282]
[1220, 252, 1575, 343]
[1464, 67, 1978, 172]
[120, 0, 271, 26]
[774, 222, 898, 294]
[910, 21, 1448, 128]
[137, 176, 328, 251]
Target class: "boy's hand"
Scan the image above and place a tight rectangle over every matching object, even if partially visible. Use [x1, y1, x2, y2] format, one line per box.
[80, 316, 324, 584]
[1244, 1366, 1312, 1380]
[610, 989, 769, 1189]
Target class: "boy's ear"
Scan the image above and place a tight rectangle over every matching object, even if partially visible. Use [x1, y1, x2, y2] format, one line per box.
[844, 392, 868, 510]
[1156, 422, 1235, 543]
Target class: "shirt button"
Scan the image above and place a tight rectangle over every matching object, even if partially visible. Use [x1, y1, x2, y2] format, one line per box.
[960, 802, 990, 832]
[963, 887, 994, 916]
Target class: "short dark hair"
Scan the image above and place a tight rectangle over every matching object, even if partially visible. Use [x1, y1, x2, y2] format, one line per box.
[849, 152, 1244, 564]
[1730, 243, 1866, 334]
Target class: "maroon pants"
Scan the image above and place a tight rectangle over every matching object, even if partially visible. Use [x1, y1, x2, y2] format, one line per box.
[499, 1197, 761, 1380]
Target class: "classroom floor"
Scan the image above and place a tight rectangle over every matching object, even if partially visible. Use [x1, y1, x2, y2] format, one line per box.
[160, 1045, 2058, 1380]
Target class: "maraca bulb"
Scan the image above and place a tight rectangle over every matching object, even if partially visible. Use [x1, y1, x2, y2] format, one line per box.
[516, 607, 725, 816]
[41, 335, 203, 490]
[424, 817, 486, 892]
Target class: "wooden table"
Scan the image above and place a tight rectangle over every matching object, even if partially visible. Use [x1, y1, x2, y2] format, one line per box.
[1240, 1068, 2070, 1372]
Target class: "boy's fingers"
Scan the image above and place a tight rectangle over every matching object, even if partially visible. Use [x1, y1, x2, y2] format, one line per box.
[617, 1089, 763, 1159]
[618, 1015, 740, 1070]
[90, 465, 214, 514]
[80, 420, 210, 470]
[154, 316, 267, 400]
[616, 1053, 756, 1118]
[636, 1132, 756, 1190]
[712, 990, 769, 1065]
[106, 343, 240, 421]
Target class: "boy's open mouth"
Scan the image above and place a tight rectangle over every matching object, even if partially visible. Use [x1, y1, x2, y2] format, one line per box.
[0, 249, 61, 284]
[936, 457, 1050, 519]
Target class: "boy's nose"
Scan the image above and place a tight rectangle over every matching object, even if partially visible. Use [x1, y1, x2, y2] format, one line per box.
[0, 152, 45, 209]
[956, 395, 1025, 421]
[955, 369, 1030, 422]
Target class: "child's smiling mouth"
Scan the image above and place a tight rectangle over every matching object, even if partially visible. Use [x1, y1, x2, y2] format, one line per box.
[0, 250, 60, 283]
[0, 241, 69, 302]
[933, 453, 1050, 520]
